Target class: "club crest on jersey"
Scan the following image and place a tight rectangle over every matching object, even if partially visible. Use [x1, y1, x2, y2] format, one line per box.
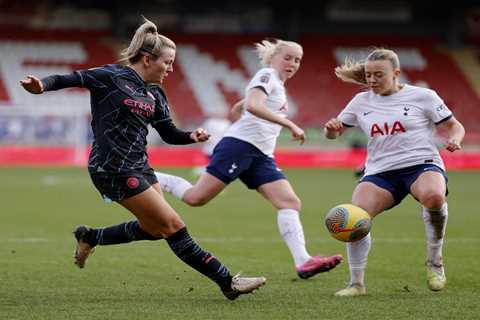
[260, 73, 270, 83]
[370, 121, 406, 137]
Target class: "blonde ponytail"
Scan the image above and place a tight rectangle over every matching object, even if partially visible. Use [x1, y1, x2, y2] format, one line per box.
[119, 17, 175, 64]
[335, 48, 400, 85]
[334, 59, 367, 85]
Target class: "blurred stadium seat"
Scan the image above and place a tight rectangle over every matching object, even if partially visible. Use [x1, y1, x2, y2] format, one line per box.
[1, 1, 480, 167]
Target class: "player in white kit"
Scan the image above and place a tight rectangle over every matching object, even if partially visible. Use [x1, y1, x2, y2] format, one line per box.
[157, 38, 342, 279]
[324, 48, 465, 296]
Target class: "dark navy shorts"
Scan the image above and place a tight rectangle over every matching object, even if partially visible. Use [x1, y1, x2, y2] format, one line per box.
[206, 137, 286, 189]
[360, 164, 448, 207]
[90, 167, 158, 202]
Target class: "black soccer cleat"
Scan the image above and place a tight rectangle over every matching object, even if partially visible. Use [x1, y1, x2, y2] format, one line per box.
[73, 225, 95, 269]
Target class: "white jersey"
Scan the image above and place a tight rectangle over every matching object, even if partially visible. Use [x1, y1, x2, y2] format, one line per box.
[338, 84, 453, 175]
[224, 68, 288, 156]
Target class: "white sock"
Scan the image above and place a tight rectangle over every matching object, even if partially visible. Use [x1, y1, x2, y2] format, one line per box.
[277, 209, 311, 267]
[346, 233, 371, 286]
[422, 203, 448, 266]
[154, 171, 192, 200]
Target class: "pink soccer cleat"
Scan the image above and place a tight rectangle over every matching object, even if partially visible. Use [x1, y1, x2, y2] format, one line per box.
[296, 255, 343, 279]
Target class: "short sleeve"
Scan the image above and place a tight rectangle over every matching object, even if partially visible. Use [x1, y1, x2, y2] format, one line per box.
[338, 98, 359, 127]
[246, 68, 276, 95]
[423, 90, 453, 124]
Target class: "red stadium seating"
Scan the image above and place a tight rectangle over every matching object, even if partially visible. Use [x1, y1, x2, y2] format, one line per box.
[1, 29, 480, 168]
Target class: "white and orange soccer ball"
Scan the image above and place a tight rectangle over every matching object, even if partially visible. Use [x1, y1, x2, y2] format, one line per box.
[325, 204, 372, 242]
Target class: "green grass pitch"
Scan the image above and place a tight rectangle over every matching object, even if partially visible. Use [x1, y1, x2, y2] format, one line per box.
[1, 167, 479, 320]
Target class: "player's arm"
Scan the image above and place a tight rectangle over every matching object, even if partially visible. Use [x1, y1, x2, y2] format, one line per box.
[20, 73, 82, 94]
[230, 99, 245, 122]
[436, 116, 465, 152]
[153, 119, 210, 144]
[246, 88, 305, 144]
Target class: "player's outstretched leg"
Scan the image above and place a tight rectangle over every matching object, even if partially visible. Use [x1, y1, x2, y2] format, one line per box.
[155, 171, 192, 200]
[73, 220, 161, 268]
[221, 274, 267, 300]
[296, 255, 343, 279]
[277, 209, 342, 279]
[166, 226, 266, 300]
[73, 225, 96, 269]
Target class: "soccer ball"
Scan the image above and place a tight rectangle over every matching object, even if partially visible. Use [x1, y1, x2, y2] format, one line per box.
[325, 204, 371, 242]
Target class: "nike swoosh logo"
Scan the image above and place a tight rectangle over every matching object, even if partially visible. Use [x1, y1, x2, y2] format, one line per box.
[363, 111, 373, 116]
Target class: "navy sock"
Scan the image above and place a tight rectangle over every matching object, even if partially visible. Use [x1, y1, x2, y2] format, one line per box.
[166, 227, 232, 290]
[85, 220, 161, 246]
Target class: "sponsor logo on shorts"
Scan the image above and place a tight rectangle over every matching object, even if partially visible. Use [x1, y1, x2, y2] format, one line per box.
[126, 177, 139, 189]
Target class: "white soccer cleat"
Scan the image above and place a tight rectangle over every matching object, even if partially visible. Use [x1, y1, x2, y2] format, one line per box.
[334, 283, 367, 297]
[427, 262, 446, 291]
[221, 274, 267, 300]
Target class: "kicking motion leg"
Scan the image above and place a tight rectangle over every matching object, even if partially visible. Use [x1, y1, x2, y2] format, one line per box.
[73, 220, 160, 268]
[259, 180, 342, 279]
[120, 187, 266, 300]
[155, 171, 226, 206]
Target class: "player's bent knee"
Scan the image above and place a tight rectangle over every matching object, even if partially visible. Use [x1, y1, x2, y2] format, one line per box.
[422, 193, 445, 211]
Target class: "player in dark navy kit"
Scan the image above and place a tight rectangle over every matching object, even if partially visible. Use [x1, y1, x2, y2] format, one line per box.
[20, 17, 266, 300]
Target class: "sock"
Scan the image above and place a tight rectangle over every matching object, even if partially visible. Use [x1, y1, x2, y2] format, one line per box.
[277, 209, 311, 267]
[166, 227, 232, 290]
[422, 203, 448, 267]
[155, 171, 192, 200]
[85, 220, 160, 246]
[346, 233, 371, 286]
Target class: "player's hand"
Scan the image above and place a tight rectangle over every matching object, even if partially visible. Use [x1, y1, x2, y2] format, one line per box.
[190, 128, 211, 142]
[324, 118, 344, 139]
[290, 124, 305, 145]
[324, 118, 343, 132]
[20, 75, 44, 94]
[445, 138, 462, 152]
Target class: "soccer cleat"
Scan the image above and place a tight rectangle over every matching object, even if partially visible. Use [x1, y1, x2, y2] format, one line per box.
[296, 255, 343, 279]
[73, 225, 95, 269]
[427, 262, 446, 291]
[334, 284, 367, 297]
[221, 274, 267, 300]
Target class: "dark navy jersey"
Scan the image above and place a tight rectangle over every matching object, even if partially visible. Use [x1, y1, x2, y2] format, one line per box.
[42, 64, 193, 174]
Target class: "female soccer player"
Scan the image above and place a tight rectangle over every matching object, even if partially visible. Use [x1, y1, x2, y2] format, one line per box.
[20, 17, 265, 300]
[324, 48, 465, 296]
[156, 38, 342, 279]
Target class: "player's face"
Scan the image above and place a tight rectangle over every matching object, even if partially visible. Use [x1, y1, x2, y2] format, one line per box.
[147, 47, 176, 84]
[270, 45, 303, 81]
[364, 60, 400, 95]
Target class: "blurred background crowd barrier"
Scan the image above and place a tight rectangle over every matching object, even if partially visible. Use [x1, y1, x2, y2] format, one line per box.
[1, 0, 480, 168]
